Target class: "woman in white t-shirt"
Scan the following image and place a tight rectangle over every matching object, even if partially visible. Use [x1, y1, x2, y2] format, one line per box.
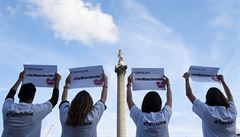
[59, 73, 108, 137]
[183, 72, 237, 137]
[127, 74, 172, 137]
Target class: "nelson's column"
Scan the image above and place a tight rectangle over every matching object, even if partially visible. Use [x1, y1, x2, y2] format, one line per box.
[115, 49, 127, 137]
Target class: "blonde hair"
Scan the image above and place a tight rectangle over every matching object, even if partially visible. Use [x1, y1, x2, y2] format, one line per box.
[66, 90, 93, 127]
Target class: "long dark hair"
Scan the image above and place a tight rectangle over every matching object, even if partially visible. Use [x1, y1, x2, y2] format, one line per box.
[205, 87, 229, 108]
[141, 91, 162, 113]
[67, 90, 93, 127]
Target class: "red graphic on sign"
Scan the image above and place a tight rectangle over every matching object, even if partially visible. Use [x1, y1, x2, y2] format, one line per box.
[94, 79, 103, 85]
[156, 81, 165, 88]
[46, 78, 54, 85]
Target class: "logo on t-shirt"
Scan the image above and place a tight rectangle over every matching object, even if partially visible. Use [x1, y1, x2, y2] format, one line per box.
[79, 122, 92, 126]
[6, 111, 34, 117]
[214, 119, 234, 125]
[143, 120, 167, 126]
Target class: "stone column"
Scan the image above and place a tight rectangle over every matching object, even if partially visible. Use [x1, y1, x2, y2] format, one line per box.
[115, 49, 127, 137]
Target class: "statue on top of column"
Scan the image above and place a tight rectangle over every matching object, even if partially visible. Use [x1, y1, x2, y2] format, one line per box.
[118, 49, 125, 66]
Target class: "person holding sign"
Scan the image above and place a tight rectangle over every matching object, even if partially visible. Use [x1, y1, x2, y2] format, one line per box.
[59, 73, 108, 137]
[2, 71, 61, 137]
[183, 72, 237, 137]
[127, 74, 172, 137]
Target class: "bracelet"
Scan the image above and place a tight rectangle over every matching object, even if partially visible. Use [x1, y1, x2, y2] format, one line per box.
[127, 84, 131, 87]
[63, 86, 69, 89]
[103, 85, 108, 88]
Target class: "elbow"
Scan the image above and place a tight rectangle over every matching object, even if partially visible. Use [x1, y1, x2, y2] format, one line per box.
[100, 96, 107, 103]
[127, 97, 132, 104]
[186, 92, 192, 97]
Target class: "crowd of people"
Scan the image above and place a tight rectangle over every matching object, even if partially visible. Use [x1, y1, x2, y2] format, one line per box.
[1, 70, 238, 137]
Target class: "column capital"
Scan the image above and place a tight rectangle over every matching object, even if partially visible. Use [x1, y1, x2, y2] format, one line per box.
[115, 65, 127, 74]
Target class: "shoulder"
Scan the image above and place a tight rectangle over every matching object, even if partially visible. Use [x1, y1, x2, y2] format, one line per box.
[229, 101, 235, 106]
[192, 99, 206, 108]
[2, 98, 15, 113]
[59, 101, 70, 113]
[162, 105, 172, 111]
[130, 105, 139, 112]
[130, 105, 141, 116]
[228, 101, 237, 115]
[59, 101, 70, 108]
[193, 98, 201, 104]
[94, 100, 107, 110]
[3, 98, 14, 108]
[4, 98, 14, 104]
[161, 105, 172, 115]
[32, 101, 53, 112]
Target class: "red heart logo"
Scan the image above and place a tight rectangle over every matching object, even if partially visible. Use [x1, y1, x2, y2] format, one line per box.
[46, 78, 54, 85]
[94, 79, 103, 85]
[156, 81, 165, 88]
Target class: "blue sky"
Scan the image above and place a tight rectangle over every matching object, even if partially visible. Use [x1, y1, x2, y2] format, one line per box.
[0, 0, 239, 136]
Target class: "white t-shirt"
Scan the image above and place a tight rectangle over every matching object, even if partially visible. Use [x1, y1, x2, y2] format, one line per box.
[193, 99, 237, 137]
[1, 98, 52, 137]
[59, 100, 106, 137]
[130, 105, 172, 137]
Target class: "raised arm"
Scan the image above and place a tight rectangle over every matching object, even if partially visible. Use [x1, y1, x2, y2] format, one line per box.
[62, 74, 71, 101]
[164, 76, 172, 108]
[217, 75, 233, 102]
[100, 73, 108, 103]
[5, 71, 25, 100]
[127, 74, 135, 109]
[48, 73, 61, 108]
[183, 72, 196, 103]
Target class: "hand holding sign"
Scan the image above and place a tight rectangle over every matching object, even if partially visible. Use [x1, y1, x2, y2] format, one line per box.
[64, 74, 71, 89]
[127, 74, 133, 85]
[216, 75, 224, 82]
[18, 71, 25, 82]
[183, 72, 190, 80]
[54, 73, 61, 84]
[101, 73, 108, 86]
[163, 75, 170, 87]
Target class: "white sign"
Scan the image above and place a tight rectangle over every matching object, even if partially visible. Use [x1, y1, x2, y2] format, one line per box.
[188, 66, 220, 82]
[132, 68, 165, 91]
[69, 65, 104, 89]
[23, 65, 57, 87]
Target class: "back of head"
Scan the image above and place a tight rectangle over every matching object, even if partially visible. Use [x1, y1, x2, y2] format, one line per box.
[206, 87, 229, 108]
[67, 90, 93, 127]
[141, 91, 162, 113]
[18, 83, 36, 103]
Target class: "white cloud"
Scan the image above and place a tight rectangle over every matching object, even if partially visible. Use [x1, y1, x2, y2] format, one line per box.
[209, 0, 239, 29]
[5, 6, 17, 15]
[25, 0, 118, 45]
[211, 13, 234, 28]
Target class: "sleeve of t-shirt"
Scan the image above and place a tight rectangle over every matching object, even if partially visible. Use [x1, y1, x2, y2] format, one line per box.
[92, 100, 106, 122]
[161, 105, 172, 123]
[59, 101, 70, 122]
[228, 101, 237, 116]
[34, 101, 53, 120]
[192, 99, 208, 119]
[130, 105, 141, 125]
[2, 98, 14, 114]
